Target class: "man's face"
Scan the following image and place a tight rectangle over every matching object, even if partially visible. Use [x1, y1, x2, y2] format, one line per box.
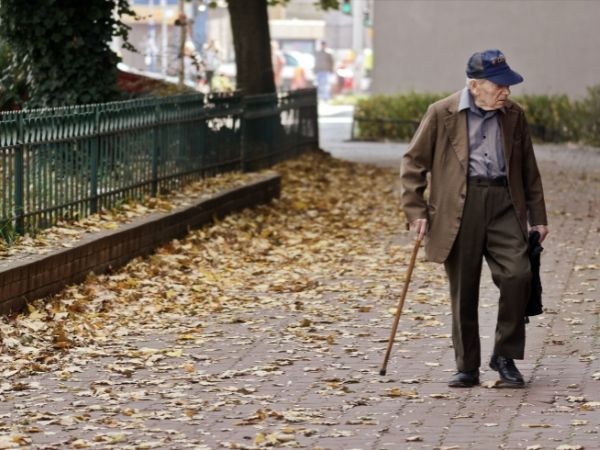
[470, 79, 511, 110]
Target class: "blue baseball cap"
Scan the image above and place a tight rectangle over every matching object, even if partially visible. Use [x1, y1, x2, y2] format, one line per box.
[466, 49, 524, 86]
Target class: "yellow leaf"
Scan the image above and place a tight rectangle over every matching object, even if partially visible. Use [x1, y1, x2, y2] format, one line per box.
[177, 334, 197, 341]
[299, 318, 311, 327]
[266, 433, 279, 444]
[581, 401, 600, 410]
[385, 387, 419, 398]
[184, 408, 197, 418]
[292, 201, 308, 210]
[255, 433, 265, 445]
[100, 222, 119, 230]
[183, 363, 196, 373]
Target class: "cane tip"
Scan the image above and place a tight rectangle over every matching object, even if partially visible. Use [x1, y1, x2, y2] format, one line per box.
[379, 369, 386, 376]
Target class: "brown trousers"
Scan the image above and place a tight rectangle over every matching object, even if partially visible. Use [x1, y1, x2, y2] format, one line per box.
[444, 182, 531, 372]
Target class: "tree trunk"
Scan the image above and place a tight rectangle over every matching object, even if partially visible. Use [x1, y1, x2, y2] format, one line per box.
[228, 0, 276, 95]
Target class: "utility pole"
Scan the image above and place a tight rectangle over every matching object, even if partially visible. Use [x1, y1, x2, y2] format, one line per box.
[177, 0, 187, 86]
[351, 0, 364, 93]
[161, 0, 168, 77]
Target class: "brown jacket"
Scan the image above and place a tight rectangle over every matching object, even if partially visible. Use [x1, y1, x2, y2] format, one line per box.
[400, 91, 547, 263]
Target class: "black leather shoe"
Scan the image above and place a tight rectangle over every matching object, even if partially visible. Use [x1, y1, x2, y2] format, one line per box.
[448, 370, 480, 388]
[489, 354, 525, 386]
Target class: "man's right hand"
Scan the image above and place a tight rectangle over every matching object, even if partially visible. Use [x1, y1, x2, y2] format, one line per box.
[411, 218, 428, 241]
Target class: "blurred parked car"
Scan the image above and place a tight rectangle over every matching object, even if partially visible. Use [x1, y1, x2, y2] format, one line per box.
[215, 50, 315, 91]
[281, 51, 315, 90]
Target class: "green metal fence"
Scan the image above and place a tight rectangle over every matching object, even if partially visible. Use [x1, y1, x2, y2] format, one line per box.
[0, 88, 318, 236]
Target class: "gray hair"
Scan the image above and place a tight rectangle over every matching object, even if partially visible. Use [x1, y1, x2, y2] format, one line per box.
[466, 77, 483, 87]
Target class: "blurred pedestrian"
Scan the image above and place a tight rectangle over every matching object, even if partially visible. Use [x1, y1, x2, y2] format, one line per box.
[183, 40, 203, 87]
[143, 24, 159, 73]
[203, 39, 220, 91]
[271, 41, 285, 91]
[314, 40, 334, 101]
[290, 65, 307, 90]
[401, 49, 549, 388]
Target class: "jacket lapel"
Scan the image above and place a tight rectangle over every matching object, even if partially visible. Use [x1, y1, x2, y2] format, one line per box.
[501, 106, 519, 171]
[443, 98, 468, 173]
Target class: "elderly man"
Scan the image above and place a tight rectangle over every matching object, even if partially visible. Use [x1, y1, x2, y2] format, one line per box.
[401, 49, 548, 388]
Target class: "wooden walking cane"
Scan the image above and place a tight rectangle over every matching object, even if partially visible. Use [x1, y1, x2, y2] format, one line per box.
[379, 237, 422, 376]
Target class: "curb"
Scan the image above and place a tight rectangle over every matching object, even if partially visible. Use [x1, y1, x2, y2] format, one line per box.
[0, 173, 281, 315]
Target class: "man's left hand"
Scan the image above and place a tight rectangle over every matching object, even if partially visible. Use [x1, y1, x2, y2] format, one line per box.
[530, 225, 549, 243]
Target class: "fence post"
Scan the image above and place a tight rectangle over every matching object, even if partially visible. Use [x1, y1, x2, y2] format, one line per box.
[313, 88, 320, 150]
[14, 114, 24, 235]
[90, 108, 100, 214]
[240, 104, 247, 173]
[199, 96, 207, 176]
[152, 102, 160, 196]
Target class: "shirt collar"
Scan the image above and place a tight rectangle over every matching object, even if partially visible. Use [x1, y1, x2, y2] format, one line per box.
[458, 87, 472, 112]
[458, 87, 505, 116]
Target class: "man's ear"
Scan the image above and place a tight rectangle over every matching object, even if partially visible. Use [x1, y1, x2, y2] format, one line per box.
[467, 79, 479, 95]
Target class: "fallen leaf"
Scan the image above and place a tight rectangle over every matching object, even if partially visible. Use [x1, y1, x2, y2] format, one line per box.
[384, 388, 419, 399]
[581, 401, 600, 410]
[570, 420, 588, 426]
[429, 393, 457, 399]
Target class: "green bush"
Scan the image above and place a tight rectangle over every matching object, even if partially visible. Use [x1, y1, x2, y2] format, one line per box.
[579, 84, 600, 147]
[354, 92, 447, 141]
[512, 94, 583, 143]
[354, 88, 600, 146]
[0, 0, 135, 109]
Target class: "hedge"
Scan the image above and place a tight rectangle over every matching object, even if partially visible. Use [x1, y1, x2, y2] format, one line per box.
[354, 86, 600, 146]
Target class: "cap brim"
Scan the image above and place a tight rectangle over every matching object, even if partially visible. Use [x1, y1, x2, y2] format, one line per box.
[485, 69, 524, 86]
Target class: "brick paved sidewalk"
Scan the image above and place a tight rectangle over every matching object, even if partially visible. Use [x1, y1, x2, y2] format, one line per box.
[0, 146, 598, 450]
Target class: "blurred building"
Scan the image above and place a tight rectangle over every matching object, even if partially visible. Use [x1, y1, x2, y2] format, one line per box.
[121, 0, 232, 79]
[269, 0, 325, 54]
[269, 0, 373, 93]
[372, 0, 600, 98]
[118, 0, 373, 92]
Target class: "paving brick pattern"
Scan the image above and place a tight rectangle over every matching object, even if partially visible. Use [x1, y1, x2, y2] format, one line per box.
[0, 144, 598, 449]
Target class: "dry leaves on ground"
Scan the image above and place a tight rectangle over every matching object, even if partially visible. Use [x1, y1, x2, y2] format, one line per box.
[0, 152, 451, 448]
